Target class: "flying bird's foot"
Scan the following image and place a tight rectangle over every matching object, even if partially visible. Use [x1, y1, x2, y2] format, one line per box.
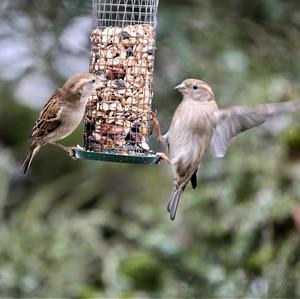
[157, 152, 171, 165]
[150, 110, 164, 143]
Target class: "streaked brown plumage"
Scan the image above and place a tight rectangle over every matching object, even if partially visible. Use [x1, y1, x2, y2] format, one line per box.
[159, 78, 300, 220]
[21, 72, 97, 174]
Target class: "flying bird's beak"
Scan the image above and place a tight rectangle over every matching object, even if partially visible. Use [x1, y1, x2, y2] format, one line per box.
[175, 82, 186, 92]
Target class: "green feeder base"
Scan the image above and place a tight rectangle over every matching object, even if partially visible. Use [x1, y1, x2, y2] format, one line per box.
[74, 148, 161, 165]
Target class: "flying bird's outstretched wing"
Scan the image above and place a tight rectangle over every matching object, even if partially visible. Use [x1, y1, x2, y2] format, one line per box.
[211, 100, 300, 158]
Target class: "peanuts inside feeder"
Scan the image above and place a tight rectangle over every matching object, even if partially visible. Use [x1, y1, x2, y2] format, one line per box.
[75, 0, 161, 164]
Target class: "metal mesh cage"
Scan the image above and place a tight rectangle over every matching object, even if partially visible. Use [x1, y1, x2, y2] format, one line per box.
[92, 0, 158, 28]
[81, 0, 160, 163]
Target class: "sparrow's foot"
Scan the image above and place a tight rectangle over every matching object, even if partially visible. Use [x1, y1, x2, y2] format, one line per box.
[157, 152, 171, 165]
[53, 143, 78, 160]
[150, 110, 164, 143]
[66, 147, 79, 160]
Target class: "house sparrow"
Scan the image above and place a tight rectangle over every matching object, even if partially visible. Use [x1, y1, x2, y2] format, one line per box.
[153, 79, 300, 220]
[21, 72, 98, 175]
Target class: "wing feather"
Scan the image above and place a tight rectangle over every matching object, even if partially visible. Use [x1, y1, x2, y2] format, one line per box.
[31, 90, 63, 139]
[211, 100, 300, 157]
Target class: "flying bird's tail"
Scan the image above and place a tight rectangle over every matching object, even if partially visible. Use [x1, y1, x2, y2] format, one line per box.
[190, 169, 198, 189]
[21, 142, 41, 175]
[167, 189, 182, 220]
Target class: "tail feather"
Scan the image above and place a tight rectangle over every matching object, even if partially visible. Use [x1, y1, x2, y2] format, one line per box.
[190, 169, 198, 189]
[167, 190, 182, 220]
[21, 143, 40, 175]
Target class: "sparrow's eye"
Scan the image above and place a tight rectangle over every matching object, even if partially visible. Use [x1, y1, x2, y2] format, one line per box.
[92, 79, 96, 83]
[192, 85, 198, 90]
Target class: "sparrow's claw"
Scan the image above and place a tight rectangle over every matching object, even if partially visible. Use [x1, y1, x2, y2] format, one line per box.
[53, 143, 79, 160]
[151, 110, 158, 123]
[150, 110, 164, 143]
[157, 152, 171, 165]
[66, 147, 79, 160]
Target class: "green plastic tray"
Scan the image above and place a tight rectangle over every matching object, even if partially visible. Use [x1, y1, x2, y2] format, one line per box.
[74, 148, 161, 164]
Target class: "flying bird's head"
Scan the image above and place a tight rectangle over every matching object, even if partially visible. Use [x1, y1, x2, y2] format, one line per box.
[63, 73, 99, 98]
[175, 78, 214, 102]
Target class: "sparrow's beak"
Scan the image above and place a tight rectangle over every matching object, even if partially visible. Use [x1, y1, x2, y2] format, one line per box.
[174, 82, 187, 92]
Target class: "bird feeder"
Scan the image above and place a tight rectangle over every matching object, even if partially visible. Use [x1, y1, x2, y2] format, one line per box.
[75, 0, 160, 164]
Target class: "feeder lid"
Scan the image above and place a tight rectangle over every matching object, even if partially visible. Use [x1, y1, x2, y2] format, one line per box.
[75, 148, 161, 165]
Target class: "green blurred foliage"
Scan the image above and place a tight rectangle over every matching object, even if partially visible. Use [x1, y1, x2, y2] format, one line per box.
[1, 0, 300, 298]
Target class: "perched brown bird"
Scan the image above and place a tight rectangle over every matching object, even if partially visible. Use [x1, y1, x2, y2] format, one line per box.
[153, 79, 300, 220]
[21, 72, 98, 175]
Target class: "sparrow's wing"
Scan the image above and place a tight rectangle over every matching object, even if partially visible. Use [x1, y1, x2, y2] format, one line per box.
[31, 90, 63, 138]
[211, 100, 300, 158]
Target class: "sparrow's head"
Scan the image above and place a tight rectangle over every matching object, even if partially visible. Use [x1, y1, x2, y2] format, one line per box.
[175, 79, 214, 102]
[63, 73, 98, 97]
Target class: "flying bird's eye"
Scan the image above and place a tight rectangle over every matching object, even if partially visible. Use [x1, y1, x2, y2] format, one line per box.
[192, 85, 198, 90]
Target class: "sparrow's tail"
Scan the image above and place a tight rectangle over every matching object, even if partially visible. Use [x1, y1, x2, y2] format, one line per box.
[167, 189, 182, 221]
[190, 169, 198, 189]
[21, 142, 41, 175]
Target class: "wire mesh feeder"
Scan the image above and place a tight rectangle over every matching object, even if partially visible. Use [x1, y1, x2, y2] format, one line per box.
[75, 0, 160, 164]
